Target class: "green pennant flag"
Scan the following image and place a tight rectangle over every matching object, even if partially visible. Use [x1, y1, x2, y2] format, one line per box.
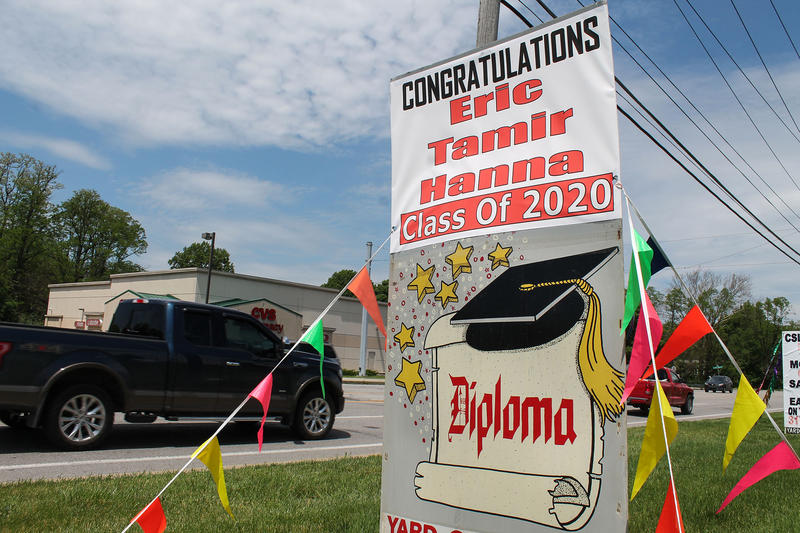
[302, 320, 325, 399]
[622, 230, 654, 334]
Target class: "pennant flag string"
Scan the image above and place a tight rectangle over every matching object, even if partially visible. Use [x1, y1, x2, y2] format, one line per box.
[656, 479, 685, 533]
[717, 441, 800, 513]
[643, 305, 712, 378]
[625, 197, 681, 529]
[347, 266, 388, 343]
[622, 187, 800, 464]
[248, 374, 273, 452]
[130, 497, 167, 533]
[723, 374, 766, 471]
[120, 227, 398, 532]
[620, 290, 663, 406]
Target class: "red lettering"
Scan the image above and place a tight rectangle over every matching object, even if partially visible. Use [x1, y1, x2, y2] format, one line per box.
[550, 108, 573, 135]
[410, 521, 422, 533]
[428, 138, 453, 165]
[477, 393, 492, 456]
[387, 515, 400, 533]
[449, 375, 468, 438]
[447, 375, 576, 457]
[420, 175, 447, 205]
[450, 96, 471, 124]
[548, 150, 583, 176]
[512, 78, 542, 104]
[555, 399, 578, 445]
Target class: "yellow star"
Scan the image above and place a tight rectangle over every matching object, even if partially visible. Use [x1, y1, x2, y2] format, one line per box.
[488, 243, 513, 270]
[407, 263, 435, 303]
[445, 242, 473, 279]
[393, 322, 415, 352]
[394, 357, 426, 402]
[435, 280, 459, 308]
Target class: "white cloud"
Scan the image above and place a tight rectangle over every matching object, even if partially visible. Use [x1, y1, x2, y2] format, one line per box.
[138, 168, 288, 210]
[0, 0, 476, 150]
[0, 131, 111, 169]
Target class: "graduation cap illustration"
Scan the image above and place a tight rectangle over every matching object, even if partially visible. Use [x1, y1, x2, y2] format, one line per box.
[451, 246, 619, 351]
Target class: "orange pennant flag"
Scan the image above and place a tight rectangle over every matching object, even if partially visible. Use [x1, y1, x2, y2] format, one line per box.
[631, 380, 678, 500]
[723, 374, 766, 471]
[644, 305, 712, 378]
[248, 374, 273, 452]
[192, 436, 234, 519]
[131, 497, 167, 533]
[656, 479, 685, 533]
[347, 266, 387, 342]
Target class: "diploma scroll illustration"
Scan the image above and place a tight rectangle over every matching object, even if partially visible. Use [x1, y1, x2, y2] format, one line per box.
[414, 248, 622, 530]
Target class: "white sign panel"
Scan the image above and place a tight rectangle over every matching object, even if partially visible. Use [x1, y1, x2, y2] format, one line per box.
[782, 331, 800, 434]
[383, 3, 625, 533]
[389, 3, 620, 254]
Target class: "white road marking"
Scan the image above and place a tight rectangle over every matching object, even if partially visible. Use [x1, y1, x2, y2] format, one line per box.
[0, 442, 382, 471]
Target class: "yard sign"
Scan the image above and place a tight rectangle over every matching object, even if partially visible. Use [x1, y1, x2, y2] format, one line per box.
[383, 3, 626, 532]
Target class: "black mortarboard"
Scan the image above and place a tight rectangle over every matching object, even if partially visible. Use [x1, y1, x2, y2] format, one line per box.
[451, 247, 618, 351]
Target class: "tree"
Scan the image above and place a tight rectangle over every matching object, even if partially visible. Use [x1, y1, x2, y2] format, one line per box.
[55, 189, 147, 282]
[0, 153, 62, 322]
[168, 241, 234, 272]
[374, 279, 389, 302]
[321, 269, 357, 297]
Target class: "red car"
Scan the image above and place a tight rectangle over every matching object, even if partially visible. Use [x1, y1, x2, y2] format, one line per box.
[628, 367, 694, 415]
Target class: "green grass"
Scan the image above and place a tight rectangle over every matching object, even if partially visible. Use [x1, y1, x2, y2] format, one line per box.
[1, 419, 798, 532]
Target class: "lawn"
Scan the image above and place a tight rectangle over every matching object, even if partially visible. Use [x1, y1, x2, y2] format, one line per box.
[0, 418, 797, 532]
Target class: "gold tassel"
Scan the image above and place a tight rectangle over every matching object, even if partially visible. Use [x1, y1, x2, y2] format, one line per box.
[522, 279, 624, 423]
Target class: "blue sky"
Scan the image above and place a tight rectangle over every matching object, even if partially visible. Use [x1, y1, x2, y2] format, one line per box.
[2, 0, 800, 315]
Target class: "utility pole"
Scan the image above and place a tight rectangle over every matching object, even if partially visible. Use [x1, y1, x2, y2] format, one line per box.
[358, 241, 373, 376]
[202, 232, 216, 304]
[476, 0, 500, 47]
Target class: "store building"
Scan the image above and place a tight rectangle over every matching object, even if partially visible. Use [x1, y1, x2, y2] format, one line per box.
[45, 268, 388, 373]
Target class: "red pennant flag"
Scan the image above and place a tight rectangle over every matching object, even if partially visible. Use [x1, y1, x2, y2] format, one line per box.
[644, 305, 712, 378]
[717, 441, 800, 513]
[132, 497, 166, 533]
[621, 292, 662, 405]
[347, 266, 387, 342]
[656, 479, 685, 533]
[248, 374, 273, 451]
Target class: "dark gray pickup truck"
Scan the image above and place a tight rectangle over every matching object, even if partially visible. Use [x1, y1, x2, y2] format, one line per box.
[0, 298, 344, 449]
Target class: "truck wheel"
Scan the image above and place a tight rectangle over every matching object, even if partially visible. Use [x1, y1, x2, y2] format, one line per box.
[292, 392, 334, 440]
[44, 385, 113, 450]
[680, 394, 694, 415]
[0, 411, 29, 429]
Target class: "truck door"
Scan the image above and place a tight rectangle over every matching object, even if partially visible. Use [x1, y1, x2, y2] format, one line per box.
[215, 314, 291, 416]
[168, 307, 226, 414]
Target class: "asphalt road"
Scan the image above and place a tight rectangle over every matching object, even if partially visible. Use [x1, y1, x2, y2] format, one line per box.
[0, 384, 784, 483]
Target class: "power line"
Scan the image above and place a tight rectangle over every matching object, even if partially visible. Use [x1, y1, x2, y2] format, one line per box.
[729, 0, 800, 137]
[769, 0, 800, 62]
[679, 0, 800, 193]
[604, 11, 800, 230]
[683, 0, 800, 147]
[508, 0, 800, 266]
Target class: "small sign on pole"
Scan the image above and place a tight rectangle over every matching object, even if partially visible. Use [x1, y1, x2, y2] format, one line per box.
[782, 331, 800, 434]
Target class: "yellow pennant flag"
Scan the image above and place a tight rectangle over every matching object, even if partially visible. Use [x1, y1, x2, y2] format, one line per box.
[631, 381, 678, 500]
[723, 374, 766, 471]
[192, 436, 234, 519]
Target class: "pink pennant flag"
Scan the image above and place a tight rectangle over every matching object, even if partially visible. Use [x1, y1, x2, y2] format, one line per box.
[621, 292, 662, 405]
[644, 305, 712, 378]
[717, 441, 800, 513]
[347, 266, 387, 342]
[656, 479, 685, 533]
[248, 374, 273, 452]
[131, 497, 167, 533]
